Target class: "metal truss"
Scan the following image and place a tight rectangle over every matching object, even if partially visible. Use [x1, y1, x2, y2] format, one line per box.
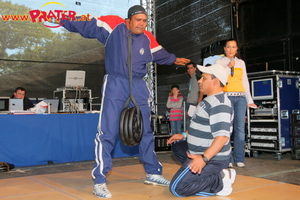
[141, 0, 157, 114]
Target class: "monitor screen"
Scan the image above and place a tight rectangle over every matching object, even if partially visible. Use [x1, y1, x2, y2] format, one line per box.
[0, 97, 9, 111]
[65, 70, 86, 88]
[251, 78, 274, 100]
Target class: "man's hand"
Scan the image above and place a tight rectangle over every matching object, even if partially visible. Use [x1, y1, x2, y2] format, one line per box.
[248, 103, 258, 109]
[185, 110, 189, 117]
[174, 58, 190, 66]
[187, 153, 206, 174]
[167, 133, 184, 144]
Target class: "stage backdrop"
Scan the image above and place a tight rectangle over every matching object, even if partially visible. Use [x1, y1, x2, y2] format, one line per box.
[236, 0, 300, 73]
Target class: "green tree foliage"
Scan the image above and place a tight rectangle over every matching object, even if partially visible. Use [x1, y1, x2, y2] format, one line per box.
[0, 0, 101, 75]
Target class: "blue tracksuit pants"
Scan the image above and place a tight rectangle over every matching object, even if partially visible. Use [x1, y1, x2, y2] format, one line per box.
[169, 141, 230, 197]
[92, 74, 163, 184]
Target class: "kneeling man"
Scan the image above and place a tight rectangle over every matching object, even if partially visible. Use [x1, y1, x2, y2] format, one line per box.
[167, 64, 236, 197]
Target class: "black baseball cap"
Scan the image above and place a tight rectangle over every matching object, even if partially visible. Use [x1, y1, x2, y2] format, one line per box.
[127, 5, 147, 19]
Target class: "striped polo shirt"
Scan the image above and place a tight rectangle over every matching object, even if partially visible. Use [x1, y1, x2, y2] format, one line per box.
[187, 92, 233, 161]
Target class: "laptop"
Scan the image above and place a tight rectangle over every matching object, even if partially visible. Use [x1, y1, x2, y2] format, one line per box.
[43, 99, 59, 113]
[0, 97, 10, 114]
[9, 99, 24, 111]
[65, 70, 86, 88]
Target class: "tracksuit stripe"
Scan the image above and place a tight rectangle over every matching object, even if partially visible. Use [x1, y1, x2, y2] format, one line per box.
[170, 164, 216, 197]
[91, 74, 108, 180]
[170, 166, 190, 197]
[195, 192, 215, 196]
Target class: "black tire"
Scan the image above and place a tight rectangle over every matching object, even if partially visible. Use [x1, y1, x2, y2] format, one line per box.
[128, 107, 143, 146]
[119, 107, 130, 145]
[123, 107, 132, 146]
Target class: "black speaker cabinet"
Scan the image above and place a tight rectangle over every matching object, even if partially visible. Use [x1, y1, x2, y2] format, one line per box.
[291, 114, 300, 125]
[157, 122, 170, 135]
[291, 148, 300, 160]
[291, 137, 300, 149]
[155, 135, 171, 151]
[291, 125, 300, 137]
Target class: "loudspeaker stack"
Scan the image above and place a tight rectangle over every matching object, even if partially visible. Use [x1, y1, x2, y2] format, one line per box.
[291, 112, 300, 160]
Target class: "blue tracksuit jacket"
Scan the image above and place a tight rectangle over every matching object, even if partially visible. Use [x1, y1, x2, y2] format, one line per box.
[62, 15, 177, 184]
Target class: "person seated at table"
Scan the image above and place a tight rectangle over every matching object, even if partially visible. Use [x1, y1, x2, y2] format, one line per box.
[11, 87, 34, 110]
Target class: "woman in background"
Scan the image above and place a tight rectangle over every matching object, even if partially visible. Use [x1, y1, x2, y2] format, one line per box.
[166, 85, 183, 135]
[215, 38, 257, 168]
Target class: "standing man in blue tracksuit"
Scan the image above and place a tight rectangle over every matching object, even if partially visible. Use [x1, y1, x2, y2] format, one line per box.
[57, 5, 190, 198]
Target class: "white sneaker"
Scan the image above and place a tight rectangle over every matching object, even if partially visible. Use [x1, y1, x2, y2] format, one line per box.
[93, 183, 112, 198]
[237, 162, 245, 167]
[228, 163, 233, 168]
[144, 174, 170, 186]
[216, 168, 236, 196]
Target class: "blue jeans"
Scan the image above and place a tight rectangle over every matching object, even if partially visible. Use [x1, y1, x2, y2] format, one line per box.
[170, 120, 182, 135]
[228, 95, 247, 163]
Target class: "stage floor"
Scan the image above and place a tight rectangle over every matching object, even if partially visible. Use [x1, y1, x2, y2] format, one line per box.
[0, 152, 299, 199]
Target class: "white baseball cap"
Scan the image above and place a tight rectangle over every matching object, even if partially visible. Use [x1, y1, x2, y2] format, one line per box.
[197, 64, 228, 86]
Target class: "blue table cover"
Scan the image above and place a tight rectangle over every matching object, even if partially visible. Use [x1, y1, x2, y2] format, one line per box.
[0, 113, 139, 167]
